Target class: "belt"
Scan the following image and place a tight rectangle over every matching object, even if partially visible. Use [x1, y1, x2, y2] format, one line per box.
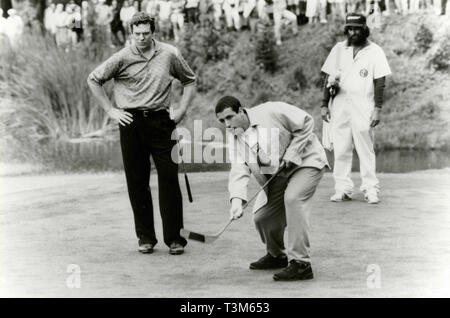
[126, 108, 169, 118]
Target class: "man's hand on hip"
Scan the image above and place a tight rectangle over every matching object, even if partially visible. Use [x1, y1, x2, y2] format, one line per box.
[321, 106, 331, 123]
[171, 107, 187, 124]
[230, 198, 244, 220]
[107, 108, 133, 126]
[370, 108, 381, 128]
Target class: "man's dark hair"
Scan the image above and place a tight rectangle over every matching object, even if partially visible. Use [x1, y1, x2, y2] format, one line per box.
[129, 12, 156, 33]
[215, 96, 242, 114]
[344, 25, 370, 39]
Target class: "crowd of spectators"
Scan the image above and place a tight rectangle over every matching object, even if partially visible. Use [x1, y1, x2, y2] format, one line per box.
[0, 0, 447, 49]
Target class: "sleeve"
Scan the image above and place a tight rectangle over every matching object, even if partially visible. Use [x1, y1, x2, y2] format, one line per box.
[374, 76, 386, 108]
[373, 48, 392, 79]
[170, 49, 196, 86]
[227, 134, 251, 203]
[322, 74, 331, 107]
[88, 52, 123, 85]
[321, 43, 339, 76]
[277, 105, 315, 167]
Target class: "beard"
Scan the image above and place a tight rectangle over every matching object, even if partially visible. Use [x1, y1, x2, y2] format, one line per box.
[348, 32, 366, 46]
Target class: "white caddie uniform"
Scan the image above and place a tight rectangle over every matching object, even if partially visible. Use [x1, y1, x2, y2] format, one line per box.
[321, 40, 391, 195]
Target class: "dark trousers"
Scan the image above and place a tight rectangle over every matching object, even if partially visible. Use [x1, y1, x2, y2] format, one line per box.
[119, 109, 187, 247]
[186, 8, 198, 24]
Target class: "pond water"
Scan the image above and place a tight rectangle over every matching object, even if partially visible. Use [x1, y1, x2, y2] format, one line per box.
[39, 140, 450, 173]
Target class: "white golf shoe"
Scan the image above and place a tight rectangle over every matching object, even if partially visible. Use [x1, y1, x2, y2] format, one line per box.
[330, 192, 352, 202]
[364, 190, 380, 204]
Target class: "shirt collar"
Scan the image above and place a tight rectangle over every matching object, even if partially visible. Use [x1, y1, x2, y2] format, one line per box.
[244, 107, 264, 130]
[130, 39, 161, 56]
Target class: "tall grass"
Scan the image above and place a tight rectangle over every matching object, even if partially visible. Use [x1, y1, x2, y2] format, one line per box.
[0, 33, 118, 160]
[1, 13, 449, 170]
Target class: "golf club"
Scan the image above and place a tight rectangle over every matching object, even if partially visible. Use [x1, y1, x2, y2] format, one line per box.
[180, 162, 286, 243]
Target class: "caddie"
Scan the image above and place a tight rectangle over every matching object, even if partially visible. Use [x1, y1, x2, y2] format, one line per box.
[320, 13, 391, 204]
[215, 96, 329, 281]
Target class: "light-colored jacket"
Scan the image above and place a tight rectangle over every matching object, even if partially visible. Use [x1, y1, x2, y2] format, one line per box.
[228, 102, 328, 213]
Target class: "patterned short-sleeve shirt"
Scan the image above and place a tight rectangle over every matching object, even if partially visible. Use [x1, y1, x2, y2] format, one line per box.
[88, 40, 196, 110]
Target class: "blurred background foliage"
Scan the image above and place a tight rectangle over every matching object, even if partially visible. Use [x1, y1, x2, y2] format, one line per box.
[0, 9, 449, 171]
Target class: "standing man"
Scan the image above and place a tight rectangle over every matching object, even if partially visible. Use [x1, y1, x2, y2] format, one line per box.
[87, 12, 196, 255]
[215, 96, 328, 281]
[320, 13, 391, 204]
[5, 9, 24, 48]
[95, 0, 114, 47]
[0, 8, 7, 43]
[110, 0, 126, 46]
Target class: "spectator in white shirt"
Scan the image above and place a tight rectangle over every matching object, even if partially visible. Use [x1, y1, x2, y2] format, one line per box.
[54, 4, 69, 48]
[212, 0, 224, 29]
[159, 0, 172, 40]
[146, 0, 159, 17]
[66, 4, 82, 47]
[223, 0, 241, 30]
[121, 0, 137, 33]
[44, 2, 57, 36]
[240, 0, 256, 30]
[261, 0, 297, 45]
[95, 0, 113, 46]
[0, 8, 8, 47]
[306, 0, 327, 24]
[171, 0, 185, 42]
[5, 9, 24, 48]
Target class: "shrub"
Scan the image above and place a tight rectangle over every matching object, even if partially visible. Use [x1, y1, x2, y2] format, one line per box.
[287, 66, 308, 91]
[429, 33, 450, 71]
[414, 24, 433, 53]
[0, 33, 116, 160]
[417, 101, 440, 120]
[179, 22, 233, 69]
[254, 21, 278, 73]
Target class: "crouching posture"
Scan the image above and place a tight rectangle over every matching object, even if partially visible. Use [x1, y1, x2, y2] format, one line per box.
[215, 96, 328, 281]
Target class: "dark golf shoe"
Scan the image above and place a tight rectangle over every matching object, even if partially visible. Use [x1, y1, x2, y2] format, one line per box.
[273, 260, 314, 281]
[138, 243, 154, 254]
[169, 242, 184, 255]
[249, 253, 288, 270]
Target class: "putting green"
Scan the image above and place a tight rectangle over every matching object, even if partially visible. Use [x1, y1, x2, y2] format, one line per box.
[0, 170, 449, 297]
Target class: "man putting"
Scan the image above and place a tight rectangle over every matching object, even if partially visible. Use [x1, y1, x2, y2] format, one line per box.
[215, 96, 328, 281]
[87, 12, 196, 255]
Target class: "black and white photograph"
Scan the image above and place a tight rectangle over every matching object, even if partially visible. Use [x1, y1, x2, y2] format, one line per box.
[0, 0, 449, 302]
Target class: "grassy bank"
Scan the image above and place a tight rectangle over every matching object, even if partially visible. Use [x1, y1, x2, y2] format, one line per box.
[0, 13, 449, 170]
[178, 13, 450, 150]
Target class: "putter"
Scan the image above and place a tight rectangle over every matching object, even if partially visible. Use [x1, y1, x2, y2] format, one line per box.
[180, 162, 286, 243]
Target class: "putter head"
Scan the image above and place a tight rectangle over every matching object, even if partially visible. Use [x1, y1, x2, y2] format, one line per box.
[180, 229, 206, 243]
